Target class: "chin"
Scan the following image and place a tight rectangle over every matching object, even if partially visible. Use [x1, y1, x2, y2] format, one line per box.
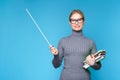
[73, 28, 82, 31]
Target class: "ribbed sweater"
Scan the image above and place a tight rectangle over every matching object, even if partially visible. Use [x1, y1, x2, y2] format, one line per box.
[52, 30, 101, 80]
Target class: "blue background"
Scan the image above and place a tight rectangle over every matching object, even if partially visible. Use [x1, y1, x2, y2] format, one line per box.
[0, 0, 120, 80]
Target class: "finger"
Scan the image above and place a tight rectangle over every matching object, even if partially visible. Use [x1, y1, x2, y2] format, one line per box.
[50, 45, 53, 49]
[90, 54, 93, 58]
[50, 46, 55, 50]
[91, 55, 95, 60]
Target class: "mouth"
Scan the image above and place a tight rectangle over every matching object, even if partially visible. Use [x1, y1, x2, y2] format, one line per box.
[74, 26, 80, 28]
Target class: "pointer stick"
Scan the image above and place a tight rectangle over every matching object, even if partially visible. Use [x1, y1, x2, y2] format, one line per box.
[26, 8, 51, 46]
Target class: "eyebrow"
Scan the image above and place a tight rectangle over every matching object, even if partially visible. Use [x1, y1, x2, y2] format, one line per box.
[70, 18, 83, 20]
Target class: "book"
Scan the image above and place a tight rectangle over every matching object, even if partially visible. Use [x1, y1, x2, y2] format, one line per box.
[83, 50, 106, 69]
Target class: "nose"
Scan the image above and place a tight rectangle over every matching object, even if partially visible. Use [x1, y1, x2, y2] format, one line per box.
[75, 21, 79, 25]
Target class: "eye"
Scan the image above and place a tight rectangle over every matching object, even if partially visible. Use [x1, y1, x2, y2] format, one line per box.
[70, 18, 84, 24]
[78, 18, 83, 22]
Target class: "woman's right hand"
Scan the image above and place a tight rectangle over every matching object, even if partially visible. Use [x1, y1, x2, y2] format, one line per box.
[50, 45, 58, 55]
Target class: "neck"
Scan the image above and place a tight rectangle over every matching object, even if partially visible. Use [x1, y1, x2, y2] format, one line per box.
[71, 30, 83, 36]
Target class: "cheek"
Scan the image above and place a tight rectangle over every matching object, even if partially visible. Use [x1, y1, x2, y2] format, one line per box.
[80, 23, 84, 27]
[70, 23, 84, 29]
[71, 24, 75, 26]
[70, 23, 74, 27]
[71, 24, 76, 29]
[79, 23, 84, 27]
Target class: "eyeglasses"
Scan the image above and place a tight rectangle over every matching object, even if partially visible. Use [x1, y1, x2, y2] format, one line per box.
[70, 18, 84, 24]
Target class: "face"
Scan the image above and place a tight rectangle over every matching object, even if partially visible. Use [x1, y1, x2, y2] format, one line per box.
[69, 13, 84, 31]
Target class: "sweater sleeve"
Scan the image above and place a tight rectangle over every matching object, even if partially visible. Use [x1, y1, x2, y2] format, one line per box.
[52, 39, 64, 68]
[91, 41, 102, 70]
[91, 62, 101, 70]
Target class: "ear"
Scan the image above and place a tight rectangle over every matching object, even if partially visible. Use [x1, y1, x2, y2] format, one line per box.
[68, 20, 71, 25]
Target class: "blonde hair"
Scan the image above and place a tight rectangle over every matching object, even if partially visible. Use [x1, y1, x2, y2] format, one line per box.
[69, 10, 84, 21]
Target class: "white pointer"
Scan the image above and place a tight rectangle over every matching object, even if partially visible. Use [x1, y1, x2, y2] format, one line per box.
[26, 8, 51, 46]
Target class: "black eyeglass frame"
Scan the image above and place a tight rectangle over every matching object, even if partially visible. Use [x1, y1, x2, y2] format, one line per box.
[70, 18, 84, 24]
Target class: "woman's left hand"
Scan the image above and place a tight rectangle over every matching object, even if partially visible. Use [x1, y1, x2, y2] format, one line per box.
[85, 54, 96, 66]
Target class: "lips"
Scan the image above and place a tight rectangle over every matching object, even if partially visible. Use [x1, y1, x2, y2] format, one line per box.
[74, 26, 80, 28]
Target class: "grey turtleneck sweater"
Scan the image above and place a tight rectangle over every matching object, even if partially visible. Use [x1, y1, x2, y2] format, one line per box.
[52, 30, 101, 80]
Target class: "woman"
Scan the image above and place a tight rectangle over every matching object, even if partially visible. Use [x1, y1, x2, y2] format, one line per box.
[50, 10, 101, 80]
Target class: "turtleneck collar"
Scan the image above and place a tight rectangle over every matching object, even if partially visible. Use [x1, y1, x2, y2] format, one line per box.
[71, 30, 83, 36]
